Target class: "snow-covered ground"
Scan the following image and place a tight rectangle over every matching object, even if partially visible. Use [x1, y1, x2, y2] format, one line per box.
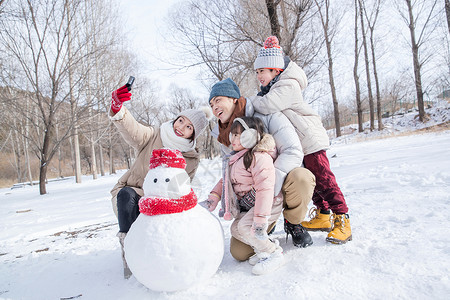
[1, 104, 450, 300]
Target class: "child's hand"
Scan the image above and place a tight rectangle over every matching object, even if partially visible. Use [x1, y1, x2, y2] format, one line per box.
[199, 193, 220, 212]
[199, 199, 214, 210]
[252, 222, 268, 240]
[111, 85, 132, 113]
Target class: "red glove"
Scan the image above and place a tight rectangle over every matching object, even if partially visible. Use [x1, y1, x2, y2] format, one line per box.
[111, 85, 131, 113]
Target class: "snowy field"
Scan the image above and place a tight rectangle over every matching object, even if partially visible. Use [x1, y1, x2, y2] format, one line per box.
[1, 114, 450, 299]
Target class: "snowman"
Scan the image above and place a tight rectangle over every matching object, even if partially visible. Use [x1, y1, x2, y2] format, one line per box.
[124, 148, 224, 292]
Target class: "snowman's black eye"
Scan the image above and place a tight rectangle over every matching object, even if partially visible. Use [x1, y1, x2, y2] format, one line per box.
[153, 178, 157, 183]
[165, 178, 170, 182]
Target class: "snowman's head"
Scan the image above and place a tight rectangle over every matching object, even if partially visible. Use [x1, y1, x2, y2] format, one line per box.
[142, 148, 191, 198]
[143, 167, 190, 198]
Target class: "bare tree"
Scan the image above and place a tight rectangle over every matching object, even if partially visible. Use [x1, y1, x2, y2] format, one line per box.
[363, 0, 384, 130]
[266, 0, 282, 38]
[166, 84, 199, 118]
[166, 0, 321, 95]
[353, 0, 363, 132]
[358, 0, 375, 131]
[446, 0, 450, 35]
[314, 0, 342, 137]
[0, 0, 123, 193]
[398, 0, 439, 122]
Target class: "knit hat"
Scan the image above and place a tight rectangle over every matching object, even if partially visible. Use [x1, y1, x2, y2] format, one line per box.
[209, 78, 241, 102]
[254, 36, 285, 70]
[149, 148, 186, 169]
[177, 107, 212, 140]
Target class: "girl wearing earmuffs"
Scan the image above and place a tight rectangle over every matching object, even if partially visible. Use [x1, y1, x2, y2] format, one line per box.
[203, 116, 284, 275]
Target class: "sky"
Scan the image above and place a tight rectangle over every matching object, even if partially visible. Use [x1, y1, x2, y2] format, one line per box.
[1, 102, 450, 299]
[117, 0, 207, 98]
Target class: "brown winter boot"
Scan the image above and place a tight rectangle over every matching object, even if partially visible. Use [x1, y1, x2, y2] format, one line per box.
[117, 232, 132, 279]
[326, 214, 352, 244]
[301, 208, 332, 232]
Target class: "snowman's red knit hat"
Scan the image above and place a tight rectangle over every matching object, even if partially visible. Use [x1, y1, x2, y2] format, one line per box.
[149, 148, 186, 170]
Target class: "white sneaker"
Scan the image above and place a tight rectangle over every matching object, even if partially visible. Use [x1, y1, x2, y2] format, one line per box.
[248, 239, 280, 266]
[248, 253, 259, 266]
[251, 247, 284, 275]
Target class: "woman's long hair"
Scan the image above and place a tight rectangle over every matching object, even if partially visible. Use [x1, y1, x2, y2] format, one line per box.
[230, 116, 265, 170]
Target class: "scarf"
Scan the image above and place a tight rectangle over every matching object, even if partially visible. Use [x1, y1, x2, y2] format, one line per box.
[217, 96, 246, 147]
[160, 121, 196, 152]
[257, 73, 281, 97]
[138, 189, 197, 216]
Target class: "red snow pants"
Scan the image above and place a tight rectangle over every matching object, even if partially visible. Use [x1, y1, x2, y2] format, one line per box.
[303, 150, 348, 214]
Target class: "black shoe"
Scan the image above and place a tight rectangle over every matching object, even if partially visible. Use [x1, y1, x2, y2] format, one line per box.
[284, 219, 313, 248]
[268, 224, 276, 235]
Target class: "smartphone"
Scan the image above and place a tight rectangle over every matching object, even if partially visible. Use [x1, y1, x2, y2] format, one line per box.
[126, 76, 135, 91]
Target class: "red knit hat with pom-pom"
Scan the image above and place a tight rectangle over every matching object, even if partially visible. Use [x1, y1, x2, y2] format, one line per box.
[254, 36, 284, 70]
[149, 148, 186, 170]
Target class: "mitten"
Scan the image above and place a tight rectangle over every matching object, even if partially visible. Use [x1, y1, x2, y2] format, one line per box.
[239, 188, 256, 212]
[199, 199, 213, 210]
[252, 221, 268, 240]
[200, 192, 220, 212]
[111, 85, 132, 114]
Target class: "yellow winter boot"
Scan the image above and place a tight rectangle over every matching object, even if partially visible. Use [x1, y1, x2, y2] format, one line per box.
[301, 208, 332, 232]
[326, 214, 352, 244]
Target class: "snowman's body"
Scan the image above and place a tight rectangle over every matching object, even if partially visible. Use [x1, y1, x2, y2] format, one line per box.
[124, 149, 224, 292]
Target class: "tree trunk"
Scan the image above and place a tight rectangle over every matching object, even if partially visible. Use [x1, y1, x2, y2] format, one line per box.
[109, 132, 116, 174]
[21, 96, 33, 185]
[88, 108, 98, 180]
[55, 119, 63, 178]
[99, 144, 105, 176]
[11, 127, 22, 183]
[327, 45, 341, 137]
[315, 0, 341, 137]
[39, 127, 52, 195]
[370, 30, 383, 130]
[358, 0, 375, 131]
[67, 1, 82, 182]
[91, 141, 98, 179]
[265, 0, 281, 39]
[353, 0, 363, 132]
[406, 0, 425, 122]
[446, 0, 450, 35]
[24, 125, 33, 185]
[39, 161, 48, 195]
[73, 127, 82, 182]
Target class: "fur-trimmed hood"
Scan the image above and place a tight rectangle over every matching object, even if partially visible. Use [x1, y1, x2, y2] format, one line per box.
[229, 133, 277, 165]
[253, 133, 276, 154]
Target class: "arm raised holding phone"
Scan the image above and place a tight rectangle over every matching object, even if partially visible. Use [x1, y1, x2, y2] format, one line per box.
[111, 76, 134, 114]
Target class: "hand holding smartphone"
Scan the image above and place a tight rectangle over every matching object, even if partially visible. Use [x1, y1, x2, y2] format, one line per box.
[126, 76, 135, 91]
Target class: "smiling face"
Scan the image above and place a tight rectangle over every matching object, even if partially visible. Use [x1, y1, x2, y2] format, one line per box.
[256, 68, 280, 87]
[173, 116, 194, 139]
[230, 132, 245, 151]
[209, 96, 237, 123]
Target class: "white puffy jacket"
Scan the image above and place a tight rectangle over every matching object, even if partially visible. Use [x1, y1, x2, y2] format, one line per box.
[249, 60, 329, 155]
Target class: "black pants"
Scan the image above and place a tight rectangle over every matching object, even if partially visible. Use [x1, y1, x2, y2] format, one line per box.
[117, 187, 141, 233]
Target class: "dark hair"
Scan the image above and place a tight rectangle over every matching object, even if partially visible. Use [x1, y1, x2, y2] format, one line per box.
[230, 116, 265, 170]
[172, 116, 195, 143]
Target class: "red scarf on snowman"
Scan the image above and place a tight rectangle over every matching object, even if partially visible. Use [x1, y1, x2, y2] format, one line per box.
[138, 149, 197, 216]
